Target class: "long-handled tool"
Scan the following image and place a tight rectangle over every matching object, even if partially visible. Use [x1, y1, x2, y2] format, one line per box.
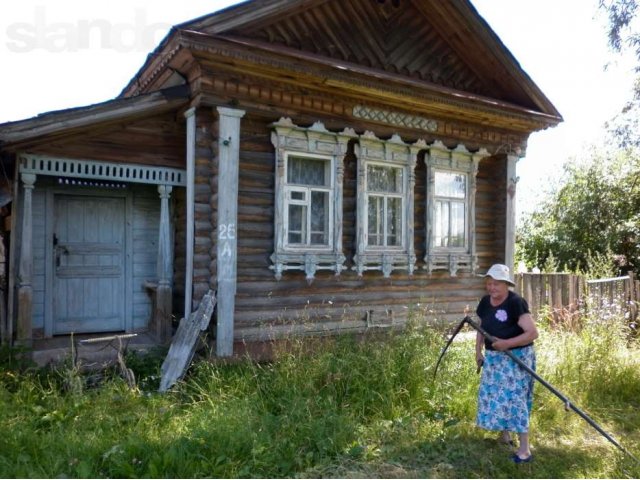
[434, 316, 640, 464]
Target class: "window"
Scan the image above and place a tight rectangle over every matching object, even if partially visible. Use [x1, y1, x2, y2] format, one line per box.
[271, 120, 488, 280]
[366, 164, 404, 248]
[353, 133, 419, 277]
[285, 155, 332, 248]
[434, 171, 467, 249]
[270, 118, 354, 281]
[424, 141, 489, 276]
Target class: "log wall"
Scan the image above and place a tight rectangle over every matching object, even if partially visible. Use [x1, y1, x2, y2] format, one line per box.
[194, 102, 510, 338]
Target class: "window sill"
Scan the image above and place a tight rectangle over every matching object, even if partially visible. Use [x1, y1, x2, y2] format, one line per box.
[270, 251, 346, 281]
[353, 252, 416, 278]
[424, 253, 476, 276]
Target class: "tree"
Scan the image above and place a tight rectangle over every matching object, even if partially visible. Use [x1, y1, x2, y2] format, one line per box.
[517, 148, 640, 275]
[599, 0, 640, 148]
[517, 2, 640, 275]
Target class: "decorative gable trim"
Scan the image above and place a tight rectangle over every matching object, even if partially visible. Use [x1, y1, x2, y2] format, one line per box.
[353, 105, 438, 132]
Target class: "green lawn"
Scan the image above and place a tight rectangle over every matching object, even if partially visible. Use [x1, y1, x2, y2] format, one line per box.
[1, 313, 639, 478]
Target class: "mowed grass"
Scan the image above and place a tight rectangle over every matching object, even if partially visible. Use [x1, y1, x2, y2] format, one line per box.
[0, 312, 639, 479]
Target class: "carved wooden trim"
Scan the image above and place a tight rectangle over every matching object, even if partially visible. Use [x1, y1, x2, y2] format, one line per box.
[202, 73, 527, 151]
[353, 105, 438, 132]
[353, 133, 421, 277]
[424, 141, 489, 276]
[17, 173, 36, 344]
[505, 154, 519, 273]
[269, 118, 355, 281]
[19, 154, 186, 187]
[125, 44, 181, 95]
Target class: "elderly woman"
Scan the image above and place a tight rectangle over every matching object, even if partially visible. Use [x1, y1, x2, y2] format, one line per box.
[475, 264, 538, 463]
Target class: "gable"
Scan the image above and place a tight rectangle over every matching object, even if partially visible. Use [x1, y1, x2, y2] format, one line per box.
[224, 1, 485, 94]
[178, 0, 560, 118]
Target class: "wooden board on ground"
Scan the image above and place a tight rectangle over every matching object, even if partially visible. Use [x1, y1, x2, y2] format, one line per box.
[159, 290, 216, 392]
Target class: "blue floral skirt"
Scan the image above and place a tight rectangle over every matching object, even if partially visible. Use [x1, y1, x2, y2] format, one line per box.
[476, 345, 536, 433]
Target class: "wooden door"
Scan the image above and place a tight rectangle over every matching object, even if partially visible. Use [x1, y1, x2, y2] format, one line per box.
[52, 194, 126, 334]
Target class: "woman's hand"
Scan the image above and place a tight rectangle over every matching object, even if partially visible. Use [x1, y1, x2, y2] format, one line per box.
[475, 331, 485, 373]
[491, 338, 511, 351]
[491, 314, 538, 351]
[476, 353, 485, 373]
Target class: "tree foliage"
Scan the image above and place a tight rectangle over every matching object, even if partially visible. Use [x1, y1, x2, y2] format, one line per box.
[600, 0, 640, 148]
[517, 149, 640, 275]
[600, 0, 640, 53]
[517, 2, 640, 275]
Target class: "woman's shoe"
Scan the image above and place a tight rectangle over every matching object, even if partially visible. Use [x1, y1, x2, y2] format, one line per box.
[511, 453, 533, 464]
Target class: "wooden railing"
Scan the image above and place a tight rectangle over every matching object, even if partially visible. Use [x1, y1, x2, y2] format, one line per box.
[514, 272, 639, 324]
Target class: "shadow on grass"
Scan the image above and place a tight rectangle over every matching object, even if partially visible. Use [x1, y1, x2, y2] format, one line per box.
[308, 432, 639, 479]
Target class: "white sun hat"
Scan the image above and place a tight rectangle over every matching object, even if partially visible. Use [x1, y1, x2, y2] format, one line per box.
[484, 263, 515, 287]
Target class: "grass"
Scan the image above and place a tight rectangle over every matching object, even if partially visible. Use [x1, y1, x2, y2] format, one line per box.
[0, 310, 639, 478]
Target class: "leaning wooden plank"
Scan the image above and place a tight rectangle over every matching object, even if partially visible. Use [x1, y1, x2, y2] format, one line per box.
[159, 290, 216, 392]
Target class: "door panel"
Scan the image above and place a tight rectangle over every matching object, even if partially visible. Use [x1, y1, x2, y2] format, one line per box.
[53, 195, 126, 334]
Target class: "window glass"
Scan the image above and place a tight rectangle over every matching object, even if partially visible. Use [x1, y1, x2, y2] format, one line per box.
[310, 190, 329, 244]
[435, 200, 448, 247]
[290, 191, 305, 201]
[387, 197, 402, 247]
[367, 164, 403, 193]
[368, 196, 384, 246]
[435, 171, 466, 198]
[434, 171, 467, 248]
[288, 203, 306, 244]
[288, 156, 327, 186]
[450, 201, 465, 247]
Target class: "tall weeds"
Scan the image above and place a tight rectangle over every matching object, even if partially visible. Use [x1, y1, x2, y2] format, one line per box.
[0, 312, 638, 478]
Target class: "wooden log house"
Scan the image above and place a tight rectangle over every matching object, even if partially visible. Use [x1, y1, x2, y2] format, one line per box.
[0, 0, 562, 358]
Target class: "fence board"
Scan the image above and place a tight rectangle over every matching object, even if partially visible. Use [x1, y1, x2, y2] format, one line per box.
[515, 272, 638, 325]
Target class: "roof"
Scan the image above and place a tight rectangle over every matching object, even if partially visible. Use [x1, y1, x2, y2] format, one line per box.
[0, 85, 190, 150]
[0, 0, 561, 148]
[122, 0, 561, 126]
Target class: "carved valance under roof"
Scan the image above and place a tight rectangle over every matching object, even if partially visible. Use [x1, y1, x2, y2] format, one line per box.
[19, 154, 186, 187]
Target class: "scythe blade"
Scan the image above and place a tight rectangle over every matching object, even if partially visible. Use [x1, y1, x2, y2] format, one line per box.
[433, 316, 469, 379]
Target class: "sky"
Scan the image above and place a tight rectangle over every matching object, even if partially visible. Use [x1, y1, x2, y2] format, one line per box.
[0, 0, 636, 220]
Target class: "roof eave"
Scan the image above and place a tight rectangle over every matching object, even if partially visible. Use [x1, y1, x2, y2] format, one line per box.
[0, 85, 190, 149]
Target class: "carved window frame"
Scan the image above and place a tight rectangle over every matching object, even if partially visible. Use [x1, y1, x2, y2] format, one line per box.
[353, 133, 421, 277]
[424, 141, 489, 276]
[270, 118, 355, 281]
[283, 152, 335, 250]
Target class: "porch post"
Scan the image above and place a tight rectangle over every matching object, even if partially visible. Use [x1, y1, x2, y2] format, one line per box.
[156, 184, 173, 342]
[505, 154, 519, 273]
[184, 107, 196, 320]
[216, 106, 245, 357]
[16, 173, 36, 345]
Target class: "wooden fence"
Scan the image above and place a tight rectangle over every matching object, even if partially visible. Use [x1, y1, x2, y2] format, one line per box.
[514, 272, 640, 324]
